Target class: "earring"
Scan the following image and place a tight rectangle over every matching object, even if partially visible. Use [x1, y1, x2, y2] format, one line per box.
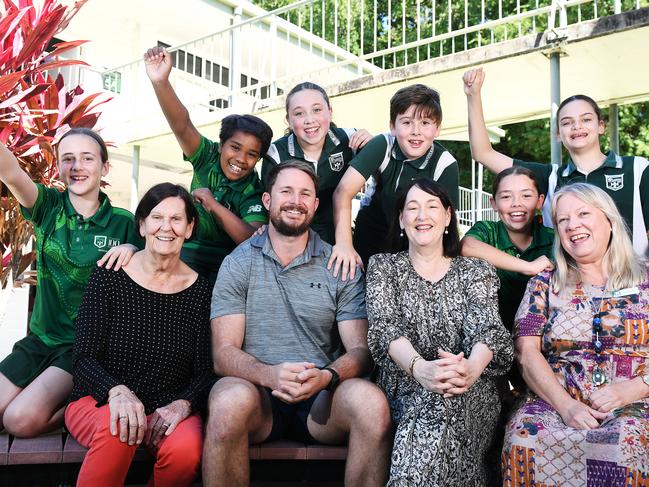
[400, 229, 404, 237]
[444, 227, 449, 235]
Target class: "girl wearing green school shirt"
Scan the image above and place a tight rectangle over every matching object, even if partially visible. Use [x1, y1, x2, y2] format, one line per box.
[261, 82, 372, 244]
[461, 166, 555, 485]
[144, 46, 273, 284]
[0, 129, 140, 437]
[464, 67, 649, 257]
[462, 166, 554, 347]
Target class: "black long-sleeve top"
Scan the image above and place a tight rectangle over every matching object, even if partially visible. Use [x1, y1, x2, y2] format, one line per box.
[70, 266, 214, 414]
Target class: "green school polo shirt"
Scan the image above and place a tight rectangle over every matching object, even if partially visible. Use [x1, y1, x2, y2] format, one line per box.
[351, 133, 459, 240]
[261, 126, 358, 244]
[182, 136, 267, 275]
[514, 152, 649, 256]
[464, 218, 554, 333]
[21, 185, 140, 347]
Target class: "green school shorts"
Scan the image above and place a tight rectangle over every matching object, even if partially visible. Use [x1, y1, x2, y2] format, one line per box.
[0, 334, 73, 388]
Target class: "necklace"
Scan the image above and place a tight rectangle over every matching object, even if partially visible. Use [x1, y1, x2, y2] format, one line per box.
[583, 285, 607, 386]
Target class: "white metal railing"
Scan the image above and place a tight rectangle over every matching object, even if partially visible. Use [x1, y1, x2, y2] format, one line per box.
[283, 0, 642, 66]
[457, 186, 499, 227]
[99, 1, 380, 137]
[349, 185, 496, 228]
[219, 0, 644, 106]
[98, 0, 645, 134]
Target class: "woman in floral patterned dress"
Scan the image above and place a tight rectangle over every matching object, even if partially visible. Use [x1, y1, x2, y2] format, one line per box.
[503, 183, 649, 486]
[366, 178, 513, 486]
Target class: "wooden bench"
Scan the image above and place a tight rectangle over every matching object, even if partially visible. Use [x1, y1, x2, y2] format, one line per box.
[0, 432, 348, 465]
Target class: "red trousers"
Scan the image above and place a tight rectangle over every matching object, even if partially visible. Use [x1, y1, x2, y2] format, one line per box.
[65, 396, 203, 487]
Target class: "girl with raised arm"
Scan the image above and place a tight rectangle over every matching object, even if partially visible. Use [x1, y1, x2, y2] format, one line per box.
[0, 128, 139, 437]
[464, 67, 649, 256]
[144, 46, 273, 284]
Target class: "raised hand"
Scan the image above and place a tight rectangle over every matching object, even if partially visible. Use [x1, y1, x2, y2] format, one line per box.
[192, 188, 219, 213]
[463, 68, 485, 97]
[144, 45, 173, 84]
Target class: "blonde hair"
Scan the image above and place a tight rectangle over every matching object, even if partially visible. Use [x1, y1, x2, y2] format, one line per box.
[551, 183, 645, 293]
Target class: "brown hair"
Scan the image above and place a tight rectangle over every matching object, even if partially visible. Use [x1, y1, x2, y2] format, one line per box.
[491, 166, 542, 196]
[390, 84, 442, 125]
[557, 94, 603, 127]
[265, 159, 319, 193]
[285, 82, 331, 114]
[389, 178, 459, 256]
[57, 128, 109, 164]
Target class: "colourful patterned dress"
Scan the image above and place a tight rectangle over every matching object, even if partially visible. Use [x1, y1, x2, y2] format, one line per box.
[502, 270, 649, 486]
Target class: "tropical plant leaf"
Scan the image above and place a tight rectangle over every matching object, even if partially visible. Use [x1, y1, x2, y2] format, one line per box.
[0, 8, 29, 45]
[46, 39, 88, 58]
[71, 112, 100, 128]
[0, 71, 26, 94]
[33, 57, 89, 73]
[13, 6, 65, 67]
[16, 250, 34, 276]
[0, 82, 48, 109]
[59, 92, 104, 125]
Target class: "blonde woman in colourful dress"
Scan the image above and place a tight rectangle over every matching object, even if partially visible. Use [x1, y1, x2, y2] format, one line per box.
[503, 183, 649, 486]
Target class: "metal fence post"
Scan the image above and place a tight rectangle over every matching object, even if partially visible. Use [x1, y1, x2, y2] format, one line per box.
[609, 103, 620, 154]
[270, 17, 278, 98]
[549, 51, 562, 165]
[229, 6, 243, 108]
[131, 145, 140, 214]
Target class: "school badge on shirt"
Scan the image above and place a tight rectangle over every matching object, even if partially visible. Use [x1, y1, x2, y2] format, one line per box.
[94, 236, 107, 249]
[605, 174, 624, 191]
[93, 235, 121, 250]
[329, 152, 345, 172]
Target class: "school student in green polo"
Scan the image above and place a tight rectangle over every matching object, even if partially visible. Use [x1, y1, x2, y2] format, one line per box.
[330, 84, 459, 278]
[261, 82, 372, 244]
[461, 167, 554, 484]
[0, 129, 140, 437]
[144, 46, 273, 284]
[464, 67, 649, 256]
[461, 167, 554, 351]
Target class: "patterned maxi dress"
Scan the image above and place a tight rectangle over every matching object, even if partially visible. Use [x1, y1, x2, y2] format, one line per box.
[502, 270, 649, 486]
[366, 253, 514, 486]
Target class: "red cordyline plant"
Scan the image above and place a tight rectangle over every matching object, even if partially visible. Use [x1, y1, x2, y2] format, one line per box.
[0, 0, 110, 289]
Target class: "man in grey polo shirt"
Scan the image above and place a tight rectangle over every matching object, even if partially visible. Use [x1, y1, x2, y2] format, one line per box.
[202, 160, 391, 487]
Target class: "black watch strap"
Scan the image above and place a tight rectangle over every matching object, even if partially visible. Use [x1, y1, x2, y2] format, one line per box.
[320, 367, 340, 391]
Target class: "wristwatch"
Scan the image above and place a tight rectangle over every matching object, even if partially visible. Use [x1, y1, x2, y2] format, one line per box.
[320, 367, 340, 391]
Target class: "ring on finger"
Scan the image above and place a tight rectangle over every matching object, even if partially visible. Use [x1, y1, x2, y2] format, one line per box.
[162, 422, 171, 428]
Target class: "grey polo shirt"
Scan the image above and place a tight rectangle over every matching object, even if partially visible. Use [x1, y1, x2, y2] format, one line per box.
[211, 229, 367, 367]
